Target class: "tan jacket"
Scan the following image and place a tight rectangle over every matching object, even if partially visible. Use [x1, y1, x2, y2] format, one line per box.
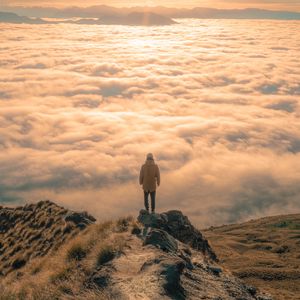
[139, 160, 160, 192]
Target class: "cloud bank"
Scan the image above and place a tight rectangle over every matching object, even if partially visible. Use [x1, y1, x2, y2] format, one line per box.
[0, 19, 299, 227]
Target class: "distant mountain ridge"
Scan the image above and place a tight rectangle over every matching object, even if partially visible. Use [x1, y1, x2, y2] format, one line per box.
[0, 11, 46, 24]
[0, 11, 176, 26]
[96, 12, 176, 26]
[1, 5, 300, 20]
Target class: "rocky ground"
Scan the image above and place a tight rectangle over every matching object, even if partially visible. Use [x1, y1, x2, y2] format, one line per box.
[204, 214, 300, 300]
[0, 200, 95, 276]
[111, 210, 272, 300]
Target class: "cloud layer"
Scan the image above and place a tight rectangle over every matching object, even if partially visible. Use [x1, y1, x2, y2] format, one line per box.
[0, 19, 299, 227]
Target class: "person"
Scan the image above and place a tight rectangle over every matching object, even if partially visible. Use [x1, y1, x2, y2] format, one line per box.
[139, 153, 160, 213]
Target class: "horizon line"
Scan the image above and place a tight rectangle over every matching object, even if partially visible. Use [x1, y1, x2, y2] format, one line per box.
[1, 4, 300, 13]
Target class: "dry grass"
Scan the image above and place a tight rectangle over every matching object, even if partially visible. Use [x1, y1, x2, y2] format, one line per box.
[0, 201, 85, 276]
[0, 217, 136, 300]
[204, 214, 300, 300]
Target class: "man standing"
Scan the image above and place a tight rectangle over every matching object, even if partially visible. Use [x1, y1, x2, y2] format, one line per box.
[139, 153, 160, 213]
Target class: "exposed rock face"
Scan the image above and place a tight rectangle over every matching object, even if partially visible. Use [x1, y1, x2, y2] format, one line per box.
[138, 209, 217, 261]
[0, 200, 95, 275]
[144, 229, 178, 253]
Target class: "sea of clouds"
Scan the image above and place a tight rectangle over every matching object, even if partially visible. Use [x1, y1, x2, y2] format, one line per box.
[0, 19, 299, 227]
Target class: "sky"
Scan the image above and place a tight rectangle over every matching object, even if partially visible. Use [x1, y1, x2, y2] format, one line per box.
[0, 19, 299, 227]
[2, 0, 300, 11]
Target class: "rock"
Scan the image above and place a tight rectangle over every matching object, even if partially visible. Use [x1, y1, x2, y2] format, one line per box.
[144, 229, 178, 253]
[131, 226, 141, 235]
[138, 209, 217, 261]
[64, 211, 96, 225]
[207, 265, 222, 276]
[160, 258, 186, 299]
[76, 223, 88, 230]
[245, 285, 257, 296]
[257, 296, 273, 300]
[137, 209, 167, 228]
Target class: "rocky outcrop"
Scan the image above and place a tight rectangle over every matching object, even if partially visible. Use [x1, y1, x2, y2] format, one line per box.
[0, 200, 95, 276]
[138, 209, 217, 261]
[81, 212, 273, 300]
[133, 209, 273, 299]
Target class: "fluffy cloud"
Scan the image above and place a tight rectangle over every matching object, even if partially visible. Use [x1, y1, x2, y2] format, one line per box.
[0, 19, 299, 227]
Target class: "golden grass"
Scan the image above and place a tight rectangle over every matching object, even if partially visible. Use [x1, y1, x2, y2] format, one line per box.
[0, 217, 136, 300]
[204, 214, 300, 300]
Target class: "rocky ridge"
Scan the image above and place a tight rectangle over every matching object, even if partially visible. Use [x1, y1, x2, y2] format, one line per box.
[0, 202, 274, 299]
[114, 209, 272, 300]
[0, 200, 95, 276]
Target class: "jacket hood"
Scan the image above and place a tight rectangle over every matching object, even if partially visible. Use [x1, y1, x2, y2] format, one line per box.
[145, 159, 155, 164]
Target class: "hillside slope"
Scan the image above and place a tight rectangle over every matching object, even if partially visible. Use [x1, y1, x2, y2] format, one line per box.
[0, 202, 273, 300]
[204, 214, 300, 300]
[0, 200, 95, 276]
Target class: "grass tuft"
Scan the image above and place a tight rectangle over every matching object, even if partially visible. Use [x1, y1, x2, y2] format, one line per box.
[66, 243, 87, 261]
[96, 245, 115, 266]
[115, 216, 134, 232]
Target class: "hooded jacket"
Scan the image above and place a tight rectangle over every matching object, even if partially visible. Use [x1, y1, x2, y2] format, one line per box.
[139, 159, 160, 192]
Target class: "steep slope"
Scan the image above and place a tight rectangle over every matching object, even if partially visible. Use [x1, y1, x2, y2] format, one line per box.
[204, 214, 300, 300]
[0, 200, 95, 276]
[0, 203, 273, 300]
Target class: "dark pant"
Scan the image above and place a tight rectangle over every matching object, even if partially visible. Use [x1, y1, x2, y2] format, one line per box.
[144, 190, 156, 212]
